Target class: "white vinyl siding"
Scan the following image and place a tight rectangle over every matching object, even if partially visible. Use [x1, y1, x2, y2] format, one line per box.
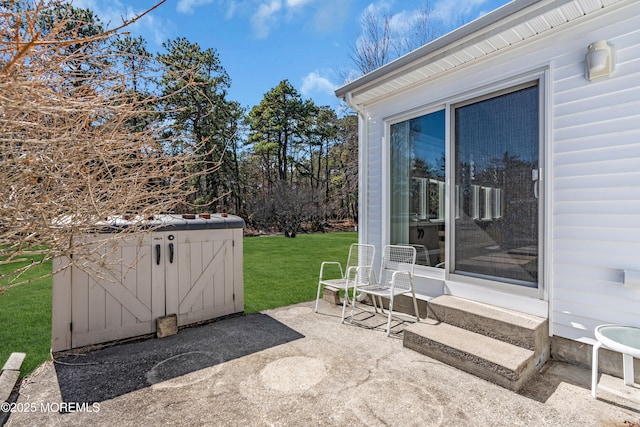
[357, 0, 640, 340]
[363, 108, 385, 260]
[551, 7, 640, 342]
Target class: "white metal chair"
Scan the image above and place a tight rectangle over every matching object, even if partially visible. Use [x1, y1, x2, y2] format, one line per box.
[343, 245, 420, 336]
[315, 243, 376, 313]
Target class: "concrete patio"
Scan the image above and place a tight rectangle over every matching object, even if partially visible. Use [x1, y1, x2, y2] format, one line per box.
[5, 300, 640, 426]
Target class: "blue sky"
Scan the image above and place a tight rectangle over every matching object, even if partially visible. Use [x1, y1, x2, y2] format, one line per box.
[74, 0, 511, 111]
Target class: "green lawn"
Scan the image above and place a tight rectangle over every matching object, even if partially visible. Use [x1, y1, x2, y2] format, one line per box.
[243, 231, 357, 313]
[0, 258, 53, 378]
[0, 231, 357, 377]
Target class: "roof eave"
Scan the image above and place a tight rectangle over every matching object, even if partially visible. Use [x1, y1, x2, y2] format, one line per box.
[334, 0, 546, 101]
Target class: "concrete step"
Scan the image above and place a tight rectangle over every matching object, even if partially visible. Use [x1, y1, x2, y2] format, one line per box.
[404, 320, 537, 391]
[427, 295, 548, 351]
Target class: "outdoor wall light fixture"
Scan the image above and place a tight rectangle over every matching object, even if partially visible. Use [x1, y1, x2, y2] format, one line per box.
[586, 40, 614, 81]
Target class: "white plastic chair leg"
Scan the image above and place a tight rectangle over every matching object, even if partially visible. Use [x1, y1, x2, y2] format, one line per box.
[623, 353, 634, 386]
[411, 291, 420, 322]
[386, 296, 394, 337]
[341, 285, 350, 323]
[314, 281, 322, 313]
[592, 341, 601, 398]
[348, 284, 358, 323]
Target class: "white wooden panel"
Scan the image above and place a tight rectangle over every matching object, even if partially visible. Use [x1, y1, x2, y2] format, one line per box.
[70, 234, 157, 348]
[133, 238, 154, 319]
[179, 243, 224, 312]
[71, 261, 89, 334]
[121, 245, 139, 326]
[174, 229, 238, 326]
[105, 253, 122, 329]
[88, 275, 106, 332]
[216, 240, 231, 307]
[202, 240, 215, 310]
[190, 239, 205, 313]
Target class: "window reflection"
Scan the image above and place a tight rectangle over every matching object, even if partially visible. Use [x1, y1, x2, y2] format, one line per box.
[390, 110, 445, 267]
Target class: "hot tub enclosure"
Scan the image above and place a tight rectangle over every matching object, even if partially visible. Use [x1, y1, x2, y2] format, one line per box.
[52, 214, 244, 352]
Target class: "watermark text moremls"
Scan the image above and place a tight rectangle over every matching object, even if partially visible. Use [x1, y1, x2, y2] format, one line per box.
[41, 402, 100, 413]
[1, 402, 101, 413]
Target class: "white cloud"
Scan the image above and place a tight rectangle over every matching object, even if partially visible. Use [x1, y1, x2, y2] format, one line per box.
[177, 0, 216, 15]
[309, 0, 351, 34]
[286, 0, 314, 8]
[252, 0, 320, 38]
[78, 0, 345, 43]
[432, 0, 489, 26]
[389, 10, 414, 34]
[251, 0, 282, 39]
[361, 0, 391, 19]
[301, 71, 337, 99]
[170, 0, 341, 40]
[225, 1, 239, 19]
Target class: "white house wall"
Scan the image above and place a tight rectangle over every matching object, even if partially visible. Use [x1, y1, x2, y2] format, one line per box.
[550, 5, 640, 342]
[359, 1, 640, 343]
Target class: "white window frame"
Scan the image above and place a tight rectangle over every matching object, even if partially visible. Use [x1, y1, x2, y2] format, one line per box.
[383, 69, 548, 301]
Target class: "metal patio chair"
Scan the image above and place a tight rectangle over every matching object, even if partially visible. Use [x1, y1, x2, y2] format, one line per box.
[343, 244, 420, 336]
[315, 243, 375, 314]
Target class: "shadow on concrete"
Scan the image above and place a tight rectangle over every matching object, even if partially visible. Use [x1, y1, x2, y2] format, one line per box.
[53, 314, 304, 404]
[519, 360, 640, 415]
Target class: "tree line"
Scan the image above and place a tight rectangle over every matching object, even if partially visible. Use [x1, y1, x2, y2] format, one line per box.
[94, 3, 358, 235]
[2, 0, 473, 240]
[1, 0, 468, 286]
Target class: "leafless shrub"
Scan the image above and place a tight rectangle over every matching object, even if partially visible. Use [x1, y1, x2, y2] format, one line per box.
[0, 1, 219, 289]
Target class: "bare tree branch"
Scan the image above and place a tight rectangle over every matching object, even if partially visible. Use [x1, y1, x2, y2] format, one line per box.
[0, 1, 220, 289]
